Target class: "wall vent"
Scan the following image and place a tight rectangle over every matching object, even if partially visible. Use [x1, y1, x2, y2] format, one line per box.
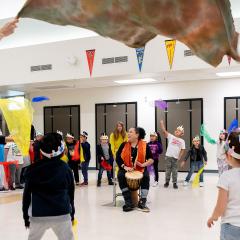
[31, 64, 52, 72]
[102, 56, 128, 65]
[184, 50, 194, 57]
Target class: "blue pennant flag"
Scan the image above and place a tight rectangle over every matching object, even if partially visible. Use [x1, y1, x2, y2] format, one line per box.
[136, 47, 145, 72]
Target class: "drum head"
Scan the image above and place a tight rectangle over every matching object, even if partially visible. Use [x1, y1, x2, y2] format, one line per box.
[125, 170, 143, 180]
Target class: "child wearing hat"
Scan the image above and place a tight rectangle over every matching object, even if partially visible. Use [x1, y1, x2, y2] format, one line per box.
[160, 120, 186, 189]
[181, 136, 207, 187]
[147, 132, 163, 187]
[80, 131, 91, 186]
[217, 130, 229, 176]
[96, 134, 114, 187]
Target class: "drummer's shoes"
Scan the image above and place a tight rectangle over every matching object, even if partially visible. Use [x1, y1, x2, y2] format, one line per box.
[164, 182, 169, 188]
[123, 203, 135, 212]
[173, 183, 178, 189]
[138, 199, 150, 213]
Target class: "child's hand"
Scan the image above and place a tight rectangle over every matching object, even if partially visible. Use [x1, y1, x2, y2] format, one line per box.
[180, 161, 185, 168]
[136, 161, 144, 168]
[204, 161, 207, 166]
[207, 217, 216, 228]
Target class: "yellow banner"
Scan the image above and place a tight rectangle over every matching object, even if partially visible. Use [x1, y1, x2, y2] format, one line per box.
[165, 40, 176, 70]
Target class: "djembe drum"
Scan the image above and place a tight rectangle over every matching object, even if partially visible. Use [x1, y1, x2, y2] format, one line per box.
[125, 171, 143, 206]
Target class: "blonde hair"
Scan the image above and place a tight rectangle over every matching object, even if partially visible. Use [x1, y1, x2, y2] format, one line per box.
[113, 121, 126, 140]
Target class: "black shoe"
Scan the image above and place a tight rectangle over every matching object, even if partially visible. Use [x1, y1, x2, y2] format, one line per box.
[9, 186, 15, 191]
[123, 204, 135, 212]
[0, 188, 9, 193]
[108, 181, 114, 185]
[173, 183, 178, 189]
[16, 185, 24, 190]
[138, 199, 150, 212]
[164, 182, 169, 188]
[97, 181, 101, 187]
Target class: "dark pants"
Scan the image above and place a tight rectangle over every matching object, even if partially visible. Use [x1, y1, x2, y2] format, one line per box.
[68, 161, 79, 184]
[153, 159, 159, 182]
[118, 168, 150, 204]
[98, 166, 112, 183]
[185, 161, 204, 182]
[81, 161, 89, 183]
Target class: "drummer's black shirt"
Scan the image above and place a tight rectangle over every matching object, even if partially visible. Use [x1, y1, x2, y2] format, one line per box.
[116, 142, 153, 169]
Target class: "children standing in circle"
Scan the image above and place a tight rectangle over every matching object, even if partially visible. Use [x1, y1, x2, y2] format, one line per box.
[96, 134, 114, 187]
[207, 131, 240, 240]
[217, 130, 229, 176]
[160, 120, 186, 189]
[181, 136, 207, 187]
[147, 132, 163, 187]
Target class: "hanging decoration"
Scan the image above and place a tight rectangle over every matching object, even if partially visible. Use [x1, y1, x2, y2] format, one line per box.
[155, 99, 168, 110]
[136, 47, 145, 72]
[165, 40, 176, 70]
[0, 98, 33, 156]
[86, 49, 96, 76]
[32, 96, 49, 103]
[200, 124, 216, 144]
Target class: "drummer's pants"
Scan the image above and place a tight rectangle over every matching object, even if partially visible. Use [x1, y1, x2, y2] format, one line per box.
[118, 168, 150, 202]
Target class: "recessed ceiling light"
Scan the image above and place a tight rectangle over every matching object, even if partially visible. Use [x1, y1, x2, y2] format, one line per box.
[216, 71, 240, 77]
[114, 78, 157, 84]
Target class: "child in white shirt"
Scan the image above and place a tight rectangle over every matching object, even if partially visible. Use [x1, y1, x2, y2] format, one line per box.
[208, 132, 240, 240]
[160, 120, 186, 189]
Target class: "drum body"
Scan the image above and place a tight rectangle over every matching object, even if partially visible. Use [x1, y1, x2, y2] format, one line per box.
[125, 171, 143, 191]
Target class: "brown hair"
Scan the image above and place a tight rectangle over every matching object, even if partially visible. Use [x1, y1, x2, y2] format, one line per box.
[228, 131, 240, 163]
[113, 121, 126, 140]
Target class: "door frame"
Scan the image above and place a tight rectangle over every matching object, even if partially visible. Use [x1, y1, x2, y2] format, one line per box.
[95, 101, 138, 168]
[44, 105, 80, 137]
[224, 96, 240, 129]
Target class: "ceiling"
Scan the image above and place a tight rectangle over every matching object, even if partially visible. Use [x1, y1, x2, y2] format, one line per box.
[0, 0, 240, 49]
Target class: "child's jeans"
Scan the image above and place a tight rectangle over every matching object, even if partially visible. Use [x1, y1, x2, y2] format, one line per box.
[98, 166, 112, 183]
[221, 223, 240, 240]
[185, 161, 204, 182]
[81, 161, 89, 183]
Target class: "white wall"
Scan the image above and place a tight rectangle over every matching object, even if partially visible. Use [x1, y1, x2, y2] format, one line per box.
[30, 77, 240, 170]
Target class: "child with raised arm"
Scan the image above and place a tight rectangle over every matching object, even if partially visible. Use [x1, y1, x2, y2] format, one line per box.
[160, 120, 185, 189]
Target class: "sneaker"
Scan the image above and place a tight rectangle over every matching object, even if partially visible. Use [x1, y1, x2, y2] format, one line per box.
[164, 182, 169, 188]
[15, 185, 24, 190]
[122, 204, 135, 212]
[200, 182, 204, 187]
[183, 181, 189, 186]
[80, 182, 88, 186]
[152, 181, 158, 187]
[137, 199, 150, 213]
[0, 188, 9, 193]
[108, 181, 114, 186]
[173, 183, 178, 189]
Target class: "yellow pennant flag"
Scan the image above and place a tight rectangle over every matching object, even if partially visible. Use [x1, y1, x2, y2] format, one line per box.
[80, 145, 85, 163]
[0, 98, 33, 156]
[165, 39, 176, 70]
[192, 166, 204, 188]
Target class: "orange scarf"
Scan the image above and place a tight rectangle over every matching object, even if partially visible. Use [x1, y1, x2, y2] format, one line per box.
[121, 140, 146, 172]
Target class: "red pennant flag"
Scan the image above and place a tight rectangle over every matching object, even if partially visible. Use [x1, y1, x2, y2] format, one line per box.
[86, 49, 95, 76]
[227, 55, 231, 66]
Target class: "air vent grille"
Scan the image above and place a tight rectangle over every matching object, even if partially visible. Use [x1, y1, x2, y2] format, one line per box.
[31, 64, 52, 72]
[102, 56, 128, 65]
[184, 50, 194, 57]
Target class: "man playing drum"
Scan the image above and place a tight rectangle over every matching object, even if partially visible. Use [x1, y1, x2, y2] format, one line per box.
[116, 127, 154, 212]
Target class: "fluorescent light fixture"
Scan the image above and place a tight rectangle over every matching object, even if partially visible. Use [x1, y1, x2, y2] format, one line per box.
[114, 78, 157, 84]
[216, 71, 240, 77]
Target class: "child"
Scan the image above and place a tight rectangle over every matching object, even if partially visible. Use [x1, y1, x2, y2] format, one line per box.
[33, 131, 44, 162]
[181, 136, 207, 187]
[96, 134, 114, 187]
[147, 132, 163, 187]
[160, 120, 185, 189]
[66, 133, 80, 185]
[80, 131, 91, 186]
[217, 130, 229, 176]
[5, 141, 24, 190]
[207, 131, 240, 240]
[23, 132, 75, 240]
